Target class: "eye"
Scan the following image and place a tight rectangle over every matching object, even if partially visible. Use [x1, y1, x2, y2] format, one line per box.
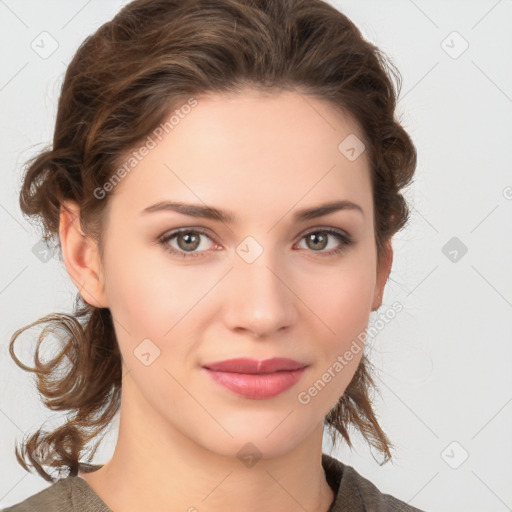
[296, 228, 354, 257]
[158, 228, 218, 258]
[157, 227, 354, 259]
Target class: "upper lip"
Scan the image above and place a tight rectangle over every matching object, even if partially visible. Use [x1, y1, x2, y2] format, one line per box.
[203, 358, 308, 374]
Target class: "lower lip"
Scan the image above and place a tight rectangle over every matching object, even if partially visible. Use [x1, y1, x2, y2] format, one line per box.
[203, 367, 307, 399]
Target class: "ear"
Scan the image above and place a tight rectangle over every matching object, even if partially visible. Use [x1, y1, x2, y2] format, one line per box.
[371, 239, 393, 312]
[59, 200, 108, 308]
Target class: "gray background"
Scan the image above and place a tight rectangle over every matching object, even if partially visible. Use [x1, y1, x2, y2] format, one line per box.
[1, 1, 511, 511]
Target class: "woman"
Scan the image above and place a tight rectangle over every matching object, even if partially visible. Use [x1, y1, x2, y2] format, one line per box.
[5, 0, 422, 510]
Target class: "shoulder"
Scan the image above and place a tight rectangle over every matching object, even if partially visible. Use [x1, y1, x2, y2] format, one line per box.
[1, 478, 74, 512]
[322, 453, 427, 512]
[1, 467, 110, 512]
[339, 464, 426, 511]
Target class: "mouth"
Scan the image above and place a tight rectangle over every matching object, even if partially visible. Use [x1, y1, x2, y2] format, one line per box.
[202, 357, 308, 374]
[201, 358, 309, 399]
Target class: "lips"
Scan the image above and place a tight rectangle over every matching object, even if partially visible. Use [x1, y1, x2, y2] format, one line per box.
[202, 357, 308, 374]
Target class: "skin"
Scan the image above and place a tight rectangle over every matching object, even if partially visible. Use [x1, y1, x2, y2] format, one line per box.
[59, 88, 392, 512]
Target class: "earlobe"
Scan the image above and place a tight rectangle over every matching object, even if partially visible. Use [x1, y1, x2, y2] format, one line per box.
[59, 200, 108, 308]
[372, 240, 393, 311]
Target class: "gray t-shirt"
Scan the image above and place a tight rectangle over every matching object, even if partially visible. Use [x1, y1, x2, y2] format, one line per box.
[2, 453, 426, 511]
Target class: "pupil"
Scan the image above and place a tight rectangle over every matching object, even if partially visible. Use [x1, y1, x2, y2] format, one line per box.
[309, 233, 327, 250]
[180, 233, 199, 251]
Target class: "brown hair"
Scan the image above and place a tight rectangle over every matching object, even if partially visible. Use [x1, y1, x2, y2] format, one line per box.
[9, 0, 416, 482]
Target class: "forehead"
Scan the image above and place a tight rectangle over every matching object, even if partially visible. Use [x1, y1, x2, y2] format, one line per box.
[107, 88, 372, 222]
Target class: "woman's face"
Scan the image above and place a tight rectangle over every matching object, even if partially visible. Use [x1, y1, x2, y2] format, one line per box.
[91, 88, 390, 459]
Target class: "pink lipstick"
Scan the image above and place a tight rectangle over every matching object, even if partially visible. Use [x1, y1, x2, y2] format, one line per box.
[202, 357, 308, 399]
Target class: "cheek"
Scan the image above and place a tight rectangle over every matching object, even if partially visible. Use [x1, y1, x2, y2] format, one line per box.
[306, 256, 376, 341]
[102, 225, 376, 347]
[297, 270, 374, 414]
[325, 277, 374, 337]
[100, 234, 175, 338]
[101, 237, 215, 360]
[306, 277, 373, 388]
[297, 249, 376, 396]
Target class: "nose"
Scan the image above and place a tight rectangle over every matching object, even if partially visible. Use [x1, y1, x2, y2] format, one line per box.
[223, 251, 298, 339]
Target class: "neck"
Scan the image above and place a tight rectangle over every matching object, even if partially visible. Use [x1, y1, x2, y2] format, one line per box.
[79, 373, 335, 512]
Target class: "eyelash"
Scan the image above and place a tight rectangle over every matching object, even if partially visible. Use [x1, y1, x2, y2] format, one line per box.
[157, 227, 354, 259]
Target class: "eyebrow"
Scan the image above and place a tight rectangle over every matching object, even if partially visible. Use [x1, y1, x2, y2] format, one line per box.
[141, 199, 364, 223]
